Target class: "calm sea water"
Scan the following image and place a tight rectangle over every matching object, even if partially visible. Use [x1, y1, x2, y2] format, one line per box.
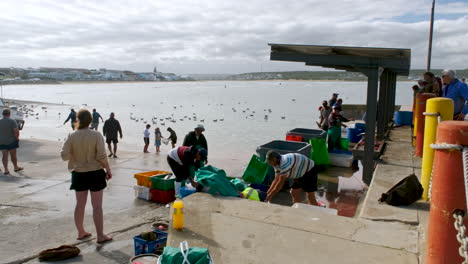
[4, 80, 414, 216]
[4, 80, 413, 159]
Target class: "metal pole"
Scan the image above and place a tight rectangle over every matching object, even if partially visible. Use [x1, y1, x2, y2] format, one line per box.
[426, 0, 435, 72]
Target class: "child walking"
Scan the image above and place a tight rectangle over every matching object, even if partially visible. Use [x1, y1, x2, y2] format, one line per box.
[143, 124, 151, 153]
[154, 127, 163, 153]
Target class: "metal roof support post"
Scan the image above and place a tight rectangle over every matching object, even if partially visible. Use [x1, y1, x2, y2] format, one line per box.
[361, 67, 379, 185]
[377, 69, 390, 140]
[383, 70, 394, 134]
[389, 72, 397, 123]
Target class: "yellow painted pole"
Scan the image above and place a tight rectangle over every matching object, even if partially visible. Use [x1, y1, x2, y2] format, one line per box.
[412, 96, 420, 146]
[421, 97, 454, 200]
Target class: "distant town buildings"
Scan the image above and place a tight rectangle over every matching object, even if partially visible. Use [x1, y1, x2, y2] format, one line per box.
[0, 67, 189, 83]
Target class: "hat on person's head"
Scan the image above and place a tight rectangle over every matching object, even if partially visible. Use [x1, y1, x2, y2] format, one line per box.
[195, 124, 205, 131]
[332, 93, 339, 96]
[2, 108, 11, 115]
[198, 148, 207, 161]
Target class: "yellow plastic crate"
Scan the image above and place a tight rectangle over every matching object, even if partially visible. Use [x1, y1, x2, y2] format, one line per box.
[134, 171, 171, 188]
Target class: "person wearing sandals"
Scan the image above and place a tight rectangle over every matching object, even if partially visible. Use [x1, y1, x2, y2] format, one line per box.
[61, 109, 113, 244]
[0, 109, 23, 175]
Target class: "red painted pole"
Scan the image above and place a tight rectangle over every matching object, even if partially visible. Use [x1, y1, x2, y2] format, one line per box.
[426, 121, 468, 263]
[415, 93, 436, 157]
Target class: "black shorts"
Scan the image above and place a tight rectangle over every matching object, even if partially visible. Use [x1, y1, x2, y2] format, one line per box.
[106, 137, 118, 144]
[0, 140, 19, 150]
[171, 138, 177, 144]
[144, 137, 149, 145]
[291, 166, 318, 192]
[70, 169, 107, 192]
[167, 156, 189, 182]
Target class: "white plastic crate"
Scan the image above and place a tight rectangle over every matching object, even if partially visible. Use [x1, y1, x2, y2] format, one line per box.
[329, 152, 353, 168]
[133, 185, 152, 201]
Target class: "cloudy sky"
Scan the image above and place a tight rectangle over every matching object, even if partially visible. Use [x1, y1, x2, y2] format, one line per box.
[0, 0, 467, 74]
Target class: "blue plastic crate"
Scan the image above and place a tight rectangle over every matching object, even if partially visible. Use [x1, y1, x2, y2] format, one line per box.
[133, 230, 168, 255]
[179, 186, 196, 198]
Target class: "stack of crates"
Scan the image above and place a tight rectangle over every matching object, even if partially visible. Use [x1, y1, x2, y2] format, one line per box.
[134, 171, 175, 204]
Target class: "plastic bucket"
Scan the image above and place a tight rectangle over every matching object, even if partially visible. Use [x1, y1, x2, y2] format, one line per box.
[355, 123, 366, 131]
[346, 128, 362, 143]
[394, 111, 413, 125]
[129, 254, 159, 264]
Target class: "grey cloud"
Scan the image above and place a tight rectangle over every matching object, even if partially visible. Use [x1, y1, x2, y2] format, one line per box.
[0, 0, 467, 73]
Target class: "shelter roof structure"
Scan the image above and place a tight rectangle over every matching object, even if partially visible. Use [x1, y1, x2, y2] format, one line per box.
[268, 43, 411, 183]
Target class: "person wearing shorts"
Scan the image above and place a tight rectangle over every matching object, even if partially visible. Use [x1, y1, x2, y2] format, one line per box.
[103, 112, 122, 158]
[0, 109, 23, 175]
[265, 151, 318, 205]
[61, 109, 113, 244]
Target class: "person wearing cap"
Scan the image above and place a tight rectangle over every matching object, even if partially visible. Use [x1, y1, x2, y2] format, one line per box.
[183, 125, 208, 162]
[264, 151, 318, 205]
[441, 69, 468, 120]
[0, 108, 23, 175]
[63, 109, 77, 130]
[328, 93, 339, 108]
[167, 146, 207, 197]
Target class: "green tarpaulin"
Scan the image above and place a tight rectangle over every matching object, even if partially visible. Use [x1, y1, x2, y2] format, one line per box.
[196, 166, 239, 197]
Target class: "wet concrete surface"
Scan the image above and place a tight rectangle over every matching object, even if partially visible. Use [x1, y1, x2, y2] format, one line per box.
[0, 132, 393, 263]
[0, 139, 171, 264]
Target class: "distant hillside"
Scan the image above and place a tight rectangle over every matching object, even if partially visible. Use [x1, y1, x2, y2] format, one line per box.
[224, 69, 468, 81]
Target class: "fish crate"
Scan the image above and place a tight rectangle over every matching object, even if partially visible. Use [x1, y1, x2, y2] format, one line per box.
[242, 155, 269, 184]
[287, 128, 327, 142]
[133, 185, 152, 201]
[150, 189, 176, 204]
[150, 173, 184, 191]
[133, 230, 168, 255]
[256, 140, 311, 161]
[134, 171, 171, 188]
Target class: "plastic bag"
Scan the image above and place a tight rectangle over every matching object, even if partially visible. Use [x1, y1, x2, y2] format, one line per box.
[158, 241, 213, 264]
[379, 174, 423, 206]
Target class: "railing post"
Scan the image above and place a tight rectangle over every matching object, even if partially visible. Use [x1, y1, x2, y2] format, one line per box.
[421, 97, 454, 200]
[426, 121, 468, 263]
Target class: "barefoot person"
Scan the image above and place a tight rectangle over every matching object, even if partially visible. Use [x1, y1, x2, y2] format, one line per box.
[61, 109, 113, 244]
[154, 127, 163, 153]
[0, 109, 23, 175]
[103, 112, 123, 158]
[264, 150, 319, 206]
[143, 124, 151, 153]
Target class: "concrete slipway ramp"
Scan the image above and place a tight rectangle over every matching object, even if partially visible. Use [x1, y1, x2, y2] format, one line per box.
[167, 193, 418, 264]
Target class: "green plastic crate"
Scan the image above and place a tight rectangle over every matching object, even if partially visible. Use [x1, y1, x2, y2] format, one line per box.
[242, 155, 269, 184]
[150, 173, 184, 191]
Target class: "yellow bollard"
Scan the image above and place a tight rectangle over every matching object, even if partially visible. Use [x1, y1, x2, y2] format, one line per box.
[412, 96, 420, 146]
[421, 97, 454, 200]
